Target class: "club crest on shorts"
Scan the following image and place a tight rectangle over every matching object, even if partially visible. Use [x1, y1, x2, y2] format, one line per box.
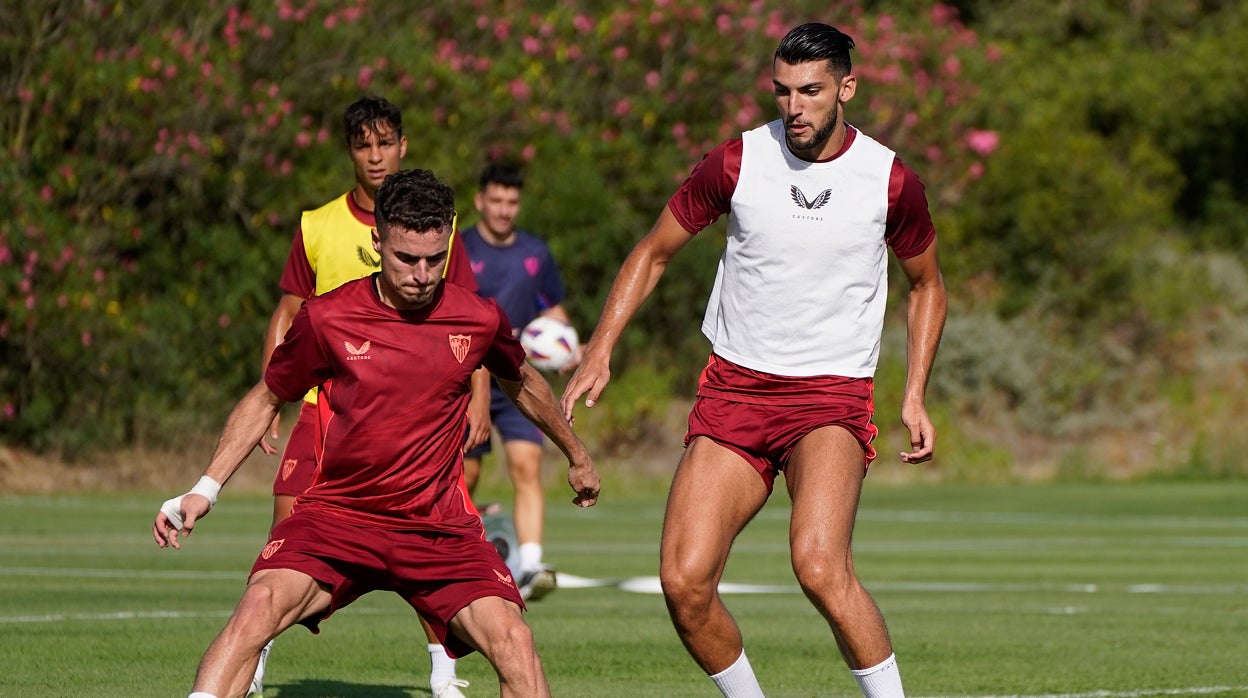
[449, 334, 471, 363]
[261, 538, 285, 560]
[281, 458, 297, 481]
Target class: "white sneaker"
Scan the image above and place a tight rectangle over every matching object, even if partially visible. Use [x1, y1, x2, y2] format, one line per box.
[433, 678, 470, 698]
[248, 639, 272, 697]
[518, 567, 557, 601]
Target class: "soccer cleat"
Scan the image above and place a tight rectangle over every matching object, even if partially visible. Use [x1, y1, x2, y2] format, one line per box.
[432, 678, 470, 698]
[518, 567, 557, 601]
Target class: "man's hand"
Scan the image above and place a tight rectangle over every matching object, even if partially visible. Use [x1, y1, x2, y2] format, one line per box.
[257, 413, 282, 455]
[152, 477, 221, 549]
[559, 348, 611, 421]
[899, 401, 935, 464]
[568, 461, 601, 508]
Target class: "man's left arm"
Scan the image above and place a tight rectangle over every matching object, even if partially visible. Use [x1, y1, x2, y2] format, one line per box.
[896, 239, 946, 464]
[496, 363, 599, 507]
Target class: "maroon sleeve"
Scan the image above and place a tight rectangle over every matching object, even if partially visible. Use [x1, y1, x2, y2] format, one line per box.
[444, 228, 479, 294]
[264, 303, 332, 402]
[278, 227, 316, 298]
[884, 157, 937, 259]
[666, 138, 742, 234]
[481, 300, 526, 382]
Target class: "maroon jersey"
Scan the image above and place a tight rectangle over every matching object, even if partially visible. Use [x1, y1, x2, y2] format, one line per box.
[264, 276, 525, 532]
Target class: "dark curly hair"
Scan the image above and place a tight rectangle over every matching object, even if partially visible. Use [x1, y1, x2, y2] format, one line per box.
[342, 95, 403, 147]
[374, 169, 456, 239]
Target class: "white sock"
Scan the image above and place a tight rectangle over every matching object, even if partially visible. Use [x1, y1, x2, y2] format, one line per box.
[709, 649, 765, 698]
[252, 638, 273, 688]
[850, 653, 904, 697]
[428, 643, 457, 688]
[519, 542, 543, 573]
[188, 693, 218, 698]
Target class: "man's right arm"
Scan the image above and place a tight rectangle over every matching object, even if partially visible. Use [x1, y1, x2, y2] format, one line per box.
[559, 204, 695, 419]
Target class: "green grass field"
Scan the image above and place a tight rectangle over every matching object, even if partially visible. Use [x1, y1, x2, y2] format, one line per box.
[2, 481, 1246, 697]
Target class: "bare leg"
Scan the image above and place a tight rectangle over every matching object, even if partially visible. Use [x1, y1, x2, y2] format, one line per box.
[659, 437, 770, 673]
[503, 440, 544, 548]
[449, 596, 550, 698]
[785, 425, 894, 668]
[193, 568, 331, 697]
[463, 456, 482, 495]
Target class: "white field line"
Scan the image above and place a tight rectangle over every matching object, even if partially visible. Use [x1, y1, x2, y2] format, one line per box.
[5, 567, 1248, 596]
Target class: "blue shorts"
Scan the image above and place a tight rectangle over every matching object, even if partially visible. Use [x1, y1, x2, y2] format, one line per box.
[465, 383, 543, 458]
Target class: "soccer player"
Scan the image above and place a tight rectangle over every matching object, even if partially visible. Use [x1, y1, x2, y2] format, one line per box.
[154, 168, 600, 698]
[561, 23, 946, 698]
[460, 163, 577, 601]
[256, 95, 490, 698]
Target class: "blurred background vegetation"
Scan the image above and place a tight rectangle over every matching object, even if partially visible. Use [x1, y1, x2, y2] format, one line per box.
[2, 0, 1246, 483]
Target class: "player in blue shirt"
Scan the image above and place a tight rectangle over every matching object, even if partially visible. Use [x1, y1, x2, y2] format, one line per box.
[460, 163, 577, 601]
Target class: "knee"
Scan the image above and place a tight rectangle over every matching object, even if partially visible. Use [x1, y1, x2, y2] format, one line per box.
[660, 557, 716, 610]
[791, 556, 857, 602]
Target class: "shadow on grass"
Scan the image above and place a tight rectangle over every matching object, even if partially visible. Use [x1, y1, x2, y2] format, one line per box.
[271, 679, 419, 697]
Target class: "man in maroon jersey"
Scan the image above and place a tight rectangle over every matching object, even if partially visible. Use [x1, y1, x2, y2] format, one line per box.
[153, 169, 599, 698]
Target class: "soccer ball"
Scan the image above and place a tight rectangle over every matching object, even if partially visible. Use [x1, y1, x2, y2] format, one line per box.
[519, 316, 579, 372]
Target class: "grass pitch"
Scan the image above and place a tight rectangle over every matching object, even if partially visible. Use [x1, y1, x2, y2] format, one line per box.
[1, 481, 1246, 697]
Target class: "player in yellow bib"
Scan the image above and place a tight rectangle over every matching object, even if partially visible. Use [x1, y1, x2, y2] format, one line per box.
[254, 96, 489, 698]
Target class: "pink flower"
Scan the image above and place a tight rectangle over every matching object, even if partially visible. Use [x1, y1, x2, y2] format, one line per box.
[645, 71, 660, 90]
[508, 78, 531, 101]
[967, 162, 985, 180]
[358, 66, 373, 89]
[521, 144, 536, 161]
[218, 314, 231, 328]
[40, 185, 53, 202]
[613, 46, 628, 61]
[296, 131, 311, 148]
[613, 99, 631, 116]
[522, 36, 540, 54]
[81, 332, 93, 347]
[965, 129, 1000, 156]
[3, 402, 14, 420]
[573, 14, 593, 33]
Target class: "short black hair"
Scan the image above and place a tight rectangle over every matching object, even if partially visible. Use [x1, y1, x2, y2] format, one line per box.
[374, 169, 456, 238]
[343, 95, 403, 147]
[774, 23, 855, 78]
[478, 162, 524, 191]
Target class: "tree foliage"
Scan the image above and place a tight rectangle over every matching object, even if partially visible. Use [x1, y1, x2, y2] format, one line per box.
[2, 0, 1245, 460]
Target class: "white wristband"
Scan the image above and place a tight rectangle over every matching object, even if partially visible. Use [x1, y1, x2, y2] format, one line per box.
[188, 475, 222, 508]
[158, 476, 222, 531]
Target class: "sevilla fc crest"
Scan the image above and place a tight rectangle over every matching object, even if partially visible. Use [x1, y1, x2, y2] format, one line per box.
[261, 538, 285, 560]
[449, 334, 471, 363]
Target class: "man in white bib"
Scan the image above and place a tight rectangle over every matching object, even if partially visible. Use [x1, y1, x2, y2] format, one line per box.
[562, 22, 946, 698]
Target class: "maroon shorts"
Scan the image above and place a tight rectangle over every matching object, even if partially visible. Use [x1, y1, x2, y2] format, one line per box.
[250, 512, 524, 658]
[273, 400, 319, 497]
[685, 355, 878, 493]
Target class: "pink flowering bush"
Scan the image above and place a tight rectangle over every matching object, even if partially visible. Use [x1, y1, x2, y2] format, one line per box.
[0, 0, 992, 454]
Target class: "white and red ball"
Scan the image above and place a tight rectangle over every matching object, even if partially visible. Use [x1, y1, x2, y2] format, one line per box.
[519, 316, 579, 372]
